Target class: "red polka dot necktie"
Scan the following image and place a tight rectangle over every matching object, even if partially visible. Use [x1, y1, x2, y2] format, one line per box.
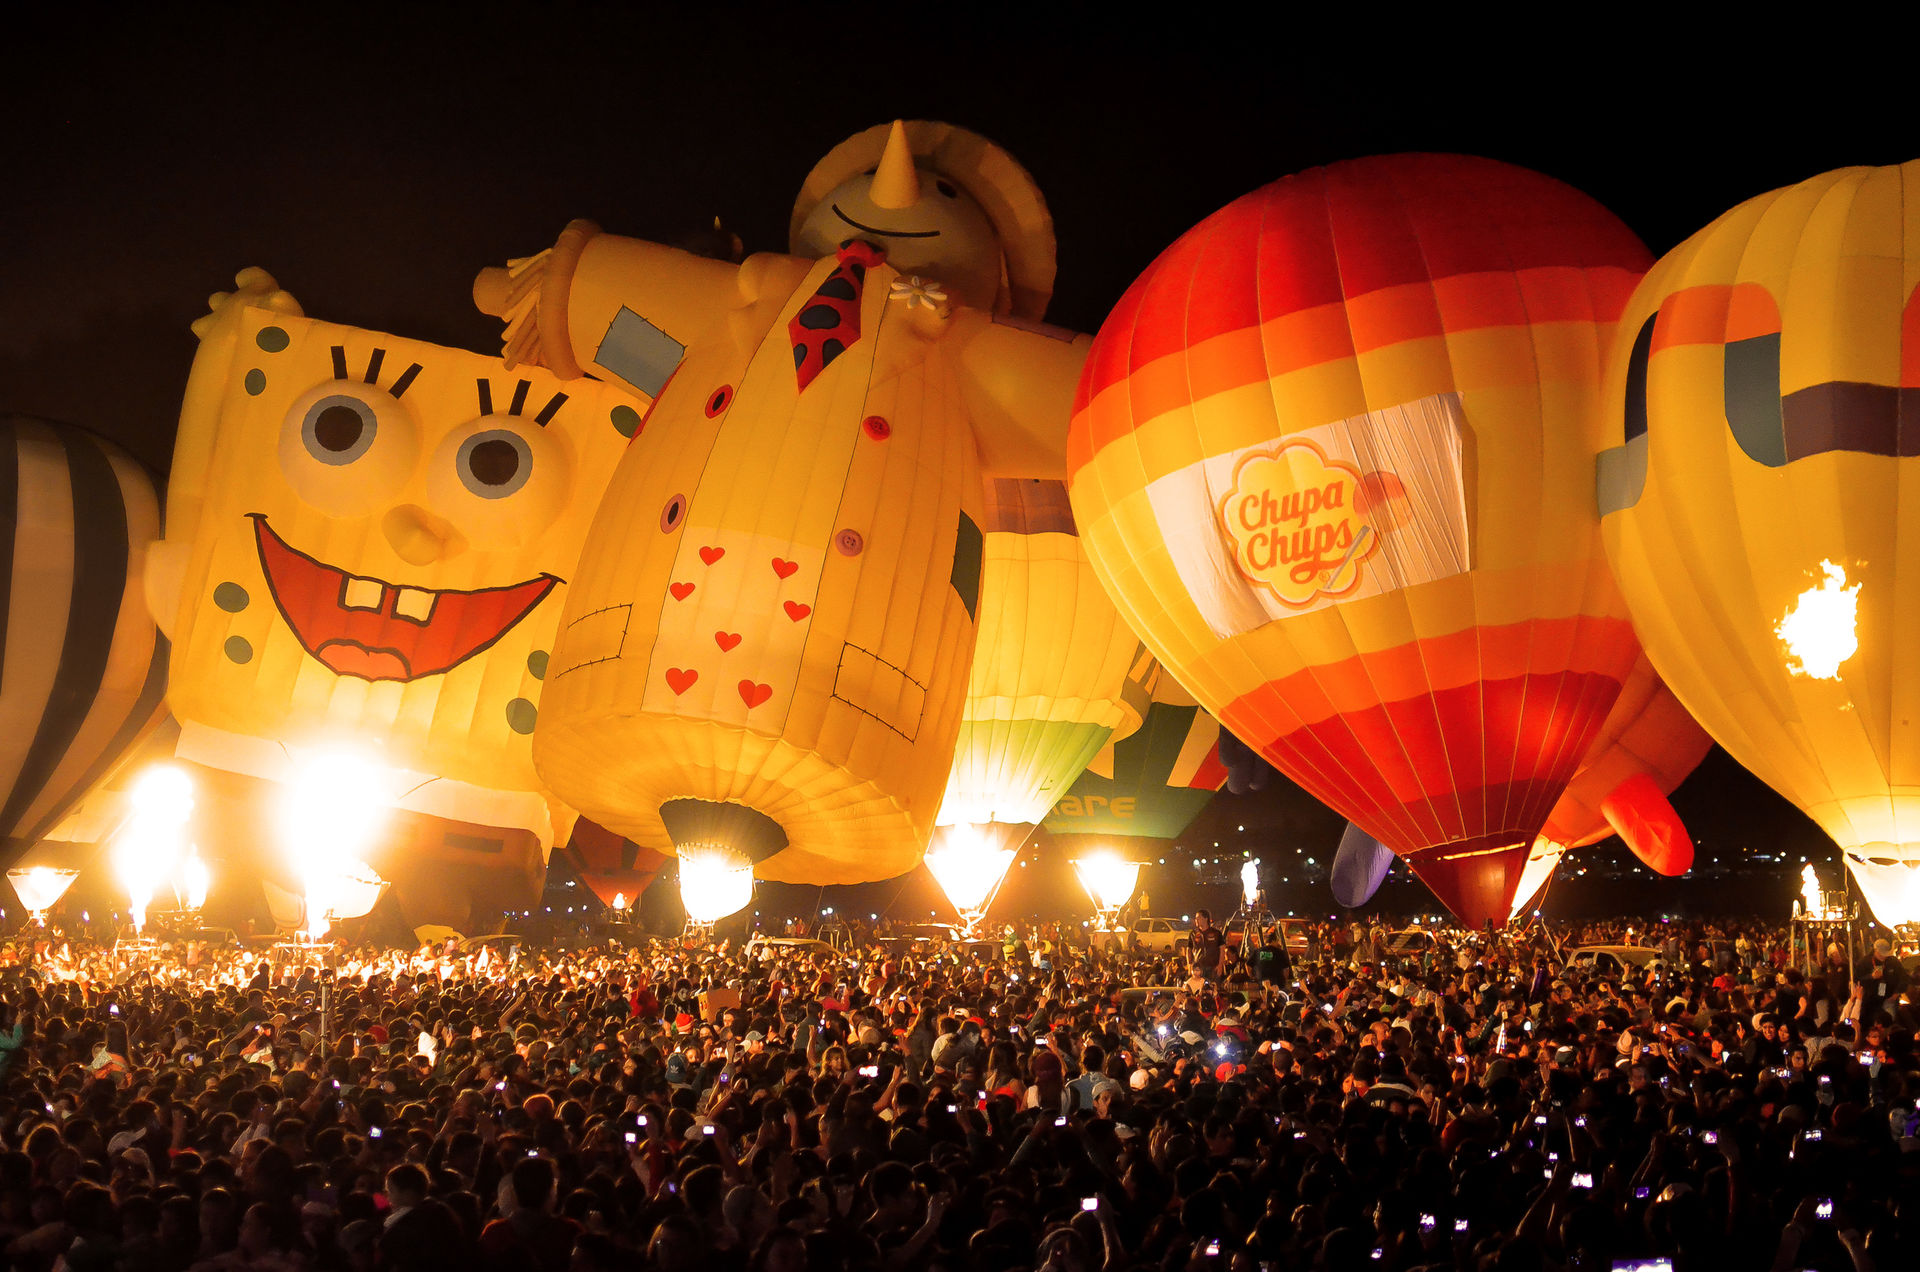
[789, 240, 886, 392]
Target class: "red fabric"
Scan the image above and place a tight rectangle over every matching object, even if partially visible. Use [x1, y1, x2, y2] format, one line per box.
[789, 241, 885, 391]
[1601, 772, 1695, 876]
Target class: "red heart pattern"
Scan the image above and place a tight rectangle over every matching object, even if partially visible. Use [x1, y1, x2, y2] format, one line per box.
[783, 601, 811, 622]
[714, 631, 742, 652]
[670, 582, 695, 601]
[699, 546, 726, 565]
[771, 557, 798, 579]
[665, 668, 698, 695]
[738, 680, 772, 708]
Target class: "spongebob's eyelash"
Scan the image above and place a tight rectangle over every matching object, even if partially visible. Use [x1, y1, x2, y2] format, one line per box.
[389, 363, 422, 399]
[329, 346, 420, 398]
[475, 378, 559, 424]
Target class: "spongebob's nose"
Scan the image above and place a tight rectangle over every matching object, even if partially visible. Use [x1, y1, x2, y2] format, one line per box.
[383, 504, 466, 566]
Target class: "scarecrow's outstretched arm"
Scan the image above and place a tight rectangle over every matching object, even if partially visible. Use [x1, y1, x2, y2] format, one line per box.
[474, 222, 775, 398]
[955, 312, 1091, 480]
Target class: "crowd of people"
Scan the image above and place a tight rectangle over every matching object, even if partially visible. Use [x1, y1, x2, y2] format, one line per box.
[0, 907, 1912, 1272]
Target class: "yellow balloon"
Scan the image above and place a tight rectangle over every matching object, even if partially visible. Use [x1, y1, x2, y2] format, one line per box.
[936, 479, 1145, 829]
[1598, 160, 1920, 923]
[475, 122, 1092, 883]
[148, 270, 638, 850]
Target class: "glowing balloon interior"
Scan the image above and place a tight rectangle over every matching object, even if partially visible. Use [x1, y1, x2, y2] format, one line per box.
[678, 845, 754, 926]
[280, 750, 393, 937]
[1073, 852, 1141, 919]
[924, 822, 1019, 935]
[6, 866, 78, 918]
[118, 765, 195, 931]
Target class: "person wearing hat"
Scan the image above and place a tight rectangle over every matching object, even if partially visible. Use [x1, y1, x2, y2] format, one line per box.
[1867, 938, 1909, 1002]
[469, 120, 1093, 885]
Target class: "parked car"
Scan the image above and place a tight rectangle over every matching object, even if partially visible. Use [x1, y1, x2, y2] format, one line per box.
[1566, 944, 1666, 978]
[744, 936, 838, 962]
[1089, 917, 1187, 954]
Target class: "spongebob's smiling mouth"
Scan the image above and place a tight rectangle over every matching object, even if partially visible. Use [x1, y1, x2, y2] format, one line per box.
[831, 205, 941, 239]
[250, 514, 556, 682]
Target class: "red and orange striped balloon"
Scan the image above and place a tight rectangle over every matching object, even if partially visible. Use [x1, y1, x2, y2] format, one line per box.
[1068, 154, 1652, 927]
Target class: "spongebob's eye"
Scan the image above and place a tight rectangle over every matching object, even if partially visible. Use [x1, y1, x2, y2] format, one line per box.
[281, 381, 419, 517]
[302, 395, 378, 465]
[456, 429, 532, 499]
[935, 179, 958, 199]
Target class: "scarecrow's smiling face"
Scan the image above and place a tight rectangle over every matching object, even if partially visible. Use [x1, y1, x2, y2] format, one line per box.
[793, 169, 1001, 310]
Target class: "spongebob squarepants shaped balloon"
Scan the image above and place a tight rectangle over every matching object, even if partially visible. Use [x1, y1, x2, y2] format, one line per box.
[1598, 160, 1920, 926]
[147, 269, 641, 845]
[473, 122, 1091, 883]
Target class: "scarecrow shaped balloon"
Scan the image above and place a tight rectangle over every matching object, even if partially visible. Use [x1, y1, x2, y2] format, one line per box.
[147, 269, 641, 857]
[473, 122, 1091, 883]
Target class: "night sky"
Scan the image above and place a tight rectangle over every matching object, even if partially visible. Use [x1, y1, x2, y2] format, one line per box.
[4, 15, 1908, 914]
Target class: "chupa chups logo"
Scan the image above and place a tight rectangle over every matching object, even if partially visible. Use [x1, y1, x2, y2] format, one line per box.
[1220, 439, 1382, 608]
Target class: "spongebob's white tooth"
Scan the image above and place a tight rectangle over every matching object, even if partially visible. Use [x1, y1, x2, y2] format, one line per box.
[342, 577, 383, 610]
[395, 587, 436, 622]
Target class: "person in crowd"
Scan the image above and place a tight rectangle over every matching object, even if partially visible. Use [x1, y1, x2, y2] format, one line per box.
[1187, 910, 1225, 983]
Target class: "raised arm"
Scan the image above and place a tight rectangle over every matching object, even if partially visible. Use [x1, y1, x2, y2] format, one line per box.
[473, 220, 802, 396]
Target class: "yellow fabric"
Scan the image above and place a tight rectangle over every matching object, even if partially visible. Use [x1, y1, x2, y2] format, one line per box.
[936, 482, 1143, 827]
[1599, 161, 1920, 923]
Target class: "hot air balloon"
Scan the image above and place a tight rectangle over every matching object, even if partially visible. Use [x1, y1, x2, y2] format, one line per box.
[478, 122, 1094, 885]
[1597, 160, 1920, 925]
[927, 478, 1144, 930]
[1508, 653, 1711, 916]
[0, 416, 168, 875]
[142, 271, 639, 927]
[1068, 154, 1653, 928]
[1044, 667, 1229, 851]
[557, 818, 670, 913]
[1331, 823, 1395, 908]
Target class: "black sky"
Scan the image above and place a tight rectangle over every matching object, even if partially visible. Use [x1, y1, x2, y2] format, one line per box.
[2, 12, 1905, 877]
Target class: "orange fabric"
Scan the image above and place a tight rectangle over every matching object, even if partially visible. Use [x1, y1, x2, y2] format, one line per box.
[1600, 772, 1694, 876]
[1651, 283, 1781, 353]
